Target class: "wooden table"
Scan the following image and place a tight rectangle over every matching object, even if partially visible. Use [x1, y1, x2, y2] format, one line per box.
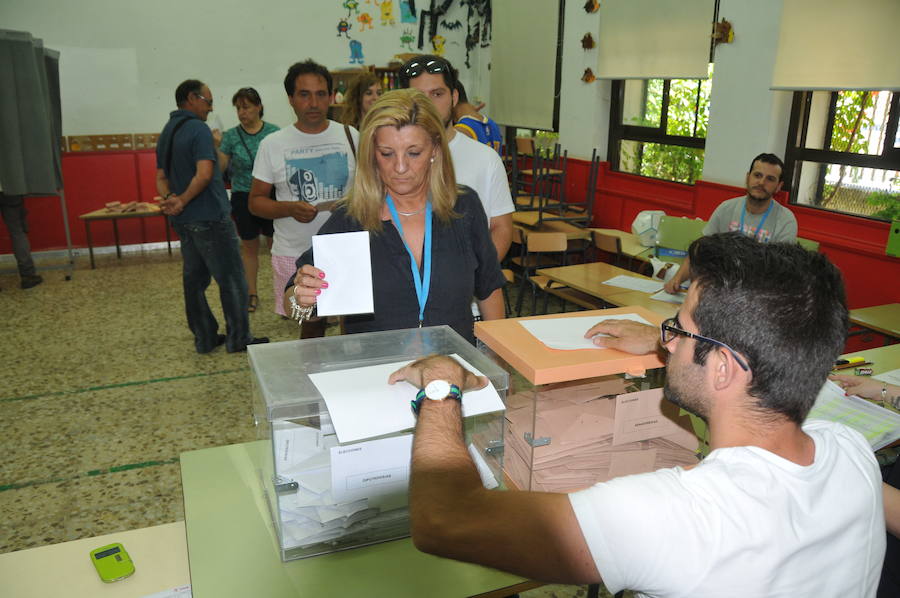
[180, 441, 538, 598]
[0, 522, 189, 597]
[849, 303, 900, 341]
[79, 204, 172, 269]
[536, 262, 656, 300]
[603, 289, 680, 319]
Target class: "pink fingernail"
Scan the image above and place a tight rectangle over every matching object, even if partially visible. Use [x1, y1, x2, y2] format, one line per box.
[321, 282, 329, 289]
[318, 271, 326, 278]
[315, 289, 321, 295]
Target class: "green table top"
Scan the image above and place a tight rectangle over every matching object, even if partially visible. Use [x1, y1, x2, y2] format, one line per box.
[180, 441, 533, 598]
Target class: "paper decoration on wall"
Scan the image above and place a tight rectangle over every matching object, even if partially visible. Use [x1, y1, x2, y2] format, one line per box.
[441, 19, 463, 30]
[343, 0, 360, 15]
[400, 0, 417, 23]
[584, 0, 600, 13]
[349, 40, 365, 64]
[377, 0, 397, 26]
[358, 12, 374, 30]
[460, 0, 491, 67]
[337, 18, 353, 38]
[431, 34, 446, 56]
[581, 32, 595, 49]
[400, 29, 416, 51]
[582, 68, 596, 83]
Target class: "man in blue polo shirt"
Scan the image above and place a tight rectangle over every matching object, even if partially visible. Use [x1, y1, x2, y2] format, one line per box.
[156, 79, 267, 353]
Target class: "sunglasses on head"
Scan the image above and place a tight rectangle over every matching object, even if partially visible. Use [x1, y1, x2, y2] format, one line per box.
[401, 58, 452, 81]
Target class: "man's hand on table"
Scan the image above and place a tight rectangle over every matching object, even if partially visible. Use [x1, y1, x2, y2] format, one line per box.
[584, 319, 659, 355]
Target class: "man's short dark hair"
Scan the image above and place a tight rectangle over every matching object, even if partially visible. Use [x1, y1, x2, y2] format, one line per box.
[284, 60, 333, 96]
[398, 54, 457, 90]
[455, 79, 469, 104]
[232, 87, 264, 118]
[175, 79, 204, 107]
[748, 153, 785, 182]
[688, 232, 848, 424]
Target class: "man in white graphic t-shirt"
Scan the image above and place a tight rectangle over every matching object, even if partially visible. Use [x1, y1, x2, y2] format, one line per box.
[250, 59, 358, 335]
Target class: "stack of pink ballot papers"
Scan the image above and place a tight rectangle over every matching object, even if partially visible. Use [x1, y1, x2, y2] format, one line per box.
[504, 379, 699, 492]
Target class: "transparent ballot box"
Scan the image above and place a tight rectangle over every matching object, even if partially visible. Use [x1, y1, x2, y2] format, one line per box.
[249, 325, 508, 561]
[475, 307, 700, 493]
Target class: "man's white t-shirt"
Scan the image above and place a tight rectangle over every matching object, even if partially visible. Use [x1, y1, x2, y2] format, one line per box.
[448, 131, 514, 222]
[569, 420, 885, 597]
[253, 121, 358, 257]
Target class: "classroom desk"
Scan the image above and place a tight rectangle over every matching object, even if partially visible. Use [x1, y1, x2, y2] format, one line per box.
[0, 522, 190, 598]
[79, 204, 172, 269]
[588, 228, 654, 262]
[180, 441, 538, 598]
[602, 289, 680, 319]
[849, 303, 900, 341]
[839, 343, 900, 376]
[536, 262, 656, 302]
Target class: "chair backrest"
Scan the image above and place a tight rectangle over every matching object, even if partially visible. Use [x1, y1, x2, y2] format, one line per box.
[797, 237, 820, 252]
[526, 231, 568, 253]
[592, 231, 622, 254]
[656, 216, 706, 256]
[515, 136, 535, 156]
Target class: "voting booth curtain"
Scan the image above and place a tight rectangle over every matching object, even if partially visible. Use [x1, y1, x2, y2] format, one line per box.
[0, 29, 63, 196]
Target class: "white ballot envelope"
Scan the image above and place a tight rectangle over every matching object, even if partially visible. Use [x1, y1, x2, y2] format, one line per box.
[312, 231, 374, 316]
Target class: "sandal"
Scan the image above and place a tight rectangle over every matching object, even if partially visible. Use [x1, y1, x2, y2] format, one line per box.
[248, 294, 259, 312]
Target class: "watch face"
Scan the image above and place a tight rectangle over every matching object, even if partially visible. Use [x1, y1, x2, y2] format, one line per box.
[424, 379, 451, 400]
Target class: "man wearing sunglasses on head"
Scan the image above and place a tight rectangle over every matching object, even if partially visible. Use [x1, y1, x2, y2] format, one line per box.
[391, 232, 886, 596]
[398, 55, 514, 261]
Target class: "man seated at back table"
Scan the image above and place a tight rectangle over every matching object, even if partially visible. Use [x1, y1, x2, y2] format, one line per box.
[390, 233, 886, 596]
[664, 153, 797, 294]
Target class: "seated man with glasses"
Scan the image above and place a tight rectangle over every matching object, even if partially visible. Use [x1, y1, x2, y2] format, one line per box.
[390, 232, 885, 596]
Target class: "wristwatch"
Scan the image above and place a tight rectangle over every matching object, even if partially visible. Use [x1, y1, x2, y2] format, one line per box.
[411, 379, 462, 416]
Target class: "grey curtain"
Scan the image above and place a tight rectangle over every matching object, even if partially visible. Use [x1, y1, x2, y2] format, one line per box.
[0, 29, 63, 195]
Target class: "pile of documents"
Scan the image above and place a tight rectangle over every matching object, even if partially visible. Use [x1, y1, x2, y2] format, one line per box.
[504, 379, 699, 492]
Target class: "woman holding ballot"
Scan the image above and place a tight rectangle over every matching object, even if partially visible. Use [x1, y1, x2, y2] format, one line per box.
[284, 88, 505, 343]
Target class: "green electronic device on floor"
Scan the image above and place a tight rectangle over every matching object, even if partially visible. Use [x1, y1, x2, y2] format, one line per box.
[90, 542, 135, 582]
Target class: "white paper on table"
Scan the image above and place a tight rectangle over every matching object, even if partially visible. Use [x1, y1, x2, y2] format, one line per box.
[312, 230, 374, 316]
[309, 354, 505, 444]
[330, 434, 413, 504]
[874, 368, 900, 387]
[602, 274, 664, 294]
[141, 585, 193, 598]
[650, 289, 686, 305]
[807, 380, 900, 450]
[520, 313, 653, 351]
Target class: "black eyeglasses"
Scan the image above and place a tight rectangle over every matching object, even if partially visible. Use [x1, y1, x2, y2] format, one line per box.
[401, 58, 452, 82]
[661, 316, 750, 371]
[195, 93, 213, 106]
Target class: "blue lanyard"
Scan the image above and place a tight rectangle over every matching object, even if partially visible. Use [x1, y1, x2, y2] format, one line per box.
[740, 199, 774, 242]
[385, 195, 432, 326]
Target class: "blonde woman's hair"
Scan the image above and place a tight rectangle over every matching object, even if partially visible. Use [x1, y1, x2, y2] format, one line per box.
[341, 72, 380, 129]
[343, 88, 458, 232]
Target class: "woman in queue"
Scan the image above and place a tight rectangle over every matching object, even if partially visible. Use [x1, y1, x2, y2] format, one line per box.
[285, 88, 505, 343]
[216, 87, 279, 312]
[341, 72, 382, 130]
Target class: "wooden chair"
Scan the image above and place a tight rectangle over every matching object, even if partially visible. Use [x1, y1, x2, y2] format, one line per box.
[592, 230, 625, 268]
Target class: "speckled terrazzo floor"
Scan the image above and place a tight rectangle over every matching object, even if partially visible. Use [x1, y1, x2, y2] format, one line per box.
[0, 245, 628, 598]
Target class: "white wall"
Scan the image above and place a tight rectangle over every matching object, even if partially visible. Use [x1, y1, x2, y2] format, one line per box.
[0, 0, 479, 135]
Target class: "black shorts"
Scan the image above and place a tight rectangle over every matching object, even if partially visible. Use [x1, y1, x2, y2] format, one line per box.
[230, 191, 274, 241]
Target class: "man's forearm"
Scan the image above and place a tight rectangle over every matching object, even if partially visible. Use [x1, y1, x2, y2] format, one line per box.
[177, 172, 211, 204]
[249, 194, 300, 219]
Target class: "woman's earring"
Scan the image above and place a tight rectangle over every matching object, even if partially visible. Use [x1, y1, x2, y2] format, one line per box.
[430, 157, 434, 164]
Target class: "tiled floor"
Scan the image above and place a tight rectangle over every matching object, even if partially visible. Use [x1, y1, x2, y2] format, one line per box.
[0, 246, 626, 597]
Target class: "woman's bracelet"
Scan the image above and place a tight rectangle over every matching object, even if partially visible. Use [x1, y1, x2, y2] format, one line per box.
[289, 292, 315, 328]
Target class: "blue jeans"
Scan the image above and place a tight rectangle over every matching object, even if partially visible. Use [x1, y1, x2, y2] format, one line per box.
[172, 219, 251, 353]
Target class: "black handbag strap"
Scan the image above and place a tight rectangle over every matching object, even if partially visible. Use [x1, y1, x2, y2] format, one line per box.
[236, 126, 254, 162]
[164, 117, 191, 178]
[343, 124, 356, 157]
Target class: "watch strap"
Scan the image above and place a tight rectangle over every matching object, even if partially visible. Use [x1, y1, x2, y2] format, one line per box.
[411, 383, 461, 416]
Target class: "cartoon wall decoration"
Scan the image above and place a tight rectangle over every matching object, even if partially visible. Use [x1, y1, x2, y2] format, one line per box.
[400, 28, 416, 50]
[431, 34, 446, 55]
[461, 0, 490, 68]
[581, 68, 596, 83]
[349, 39, 365, 63]
[581, 33, 595, 49]
[441, 19, 463, 30]
[584, 0, 600, 13]
[358, 12, 374, 30]
[377, 0, 396, 26]
[400, 0, 417, 23]
[337, 17, 352, 38]
[343, 0, 360, 15]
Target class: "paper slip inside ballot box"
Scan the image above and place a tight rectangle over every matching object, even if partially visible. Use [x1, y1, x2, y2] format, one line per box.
[330, 434, 413, 505]
[612, 388, 698, 449]
[602, 274, 664, 294]
[309, 354, 505, 444]
[520, 313, 653, 351]
[312, 230, 374, 316]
